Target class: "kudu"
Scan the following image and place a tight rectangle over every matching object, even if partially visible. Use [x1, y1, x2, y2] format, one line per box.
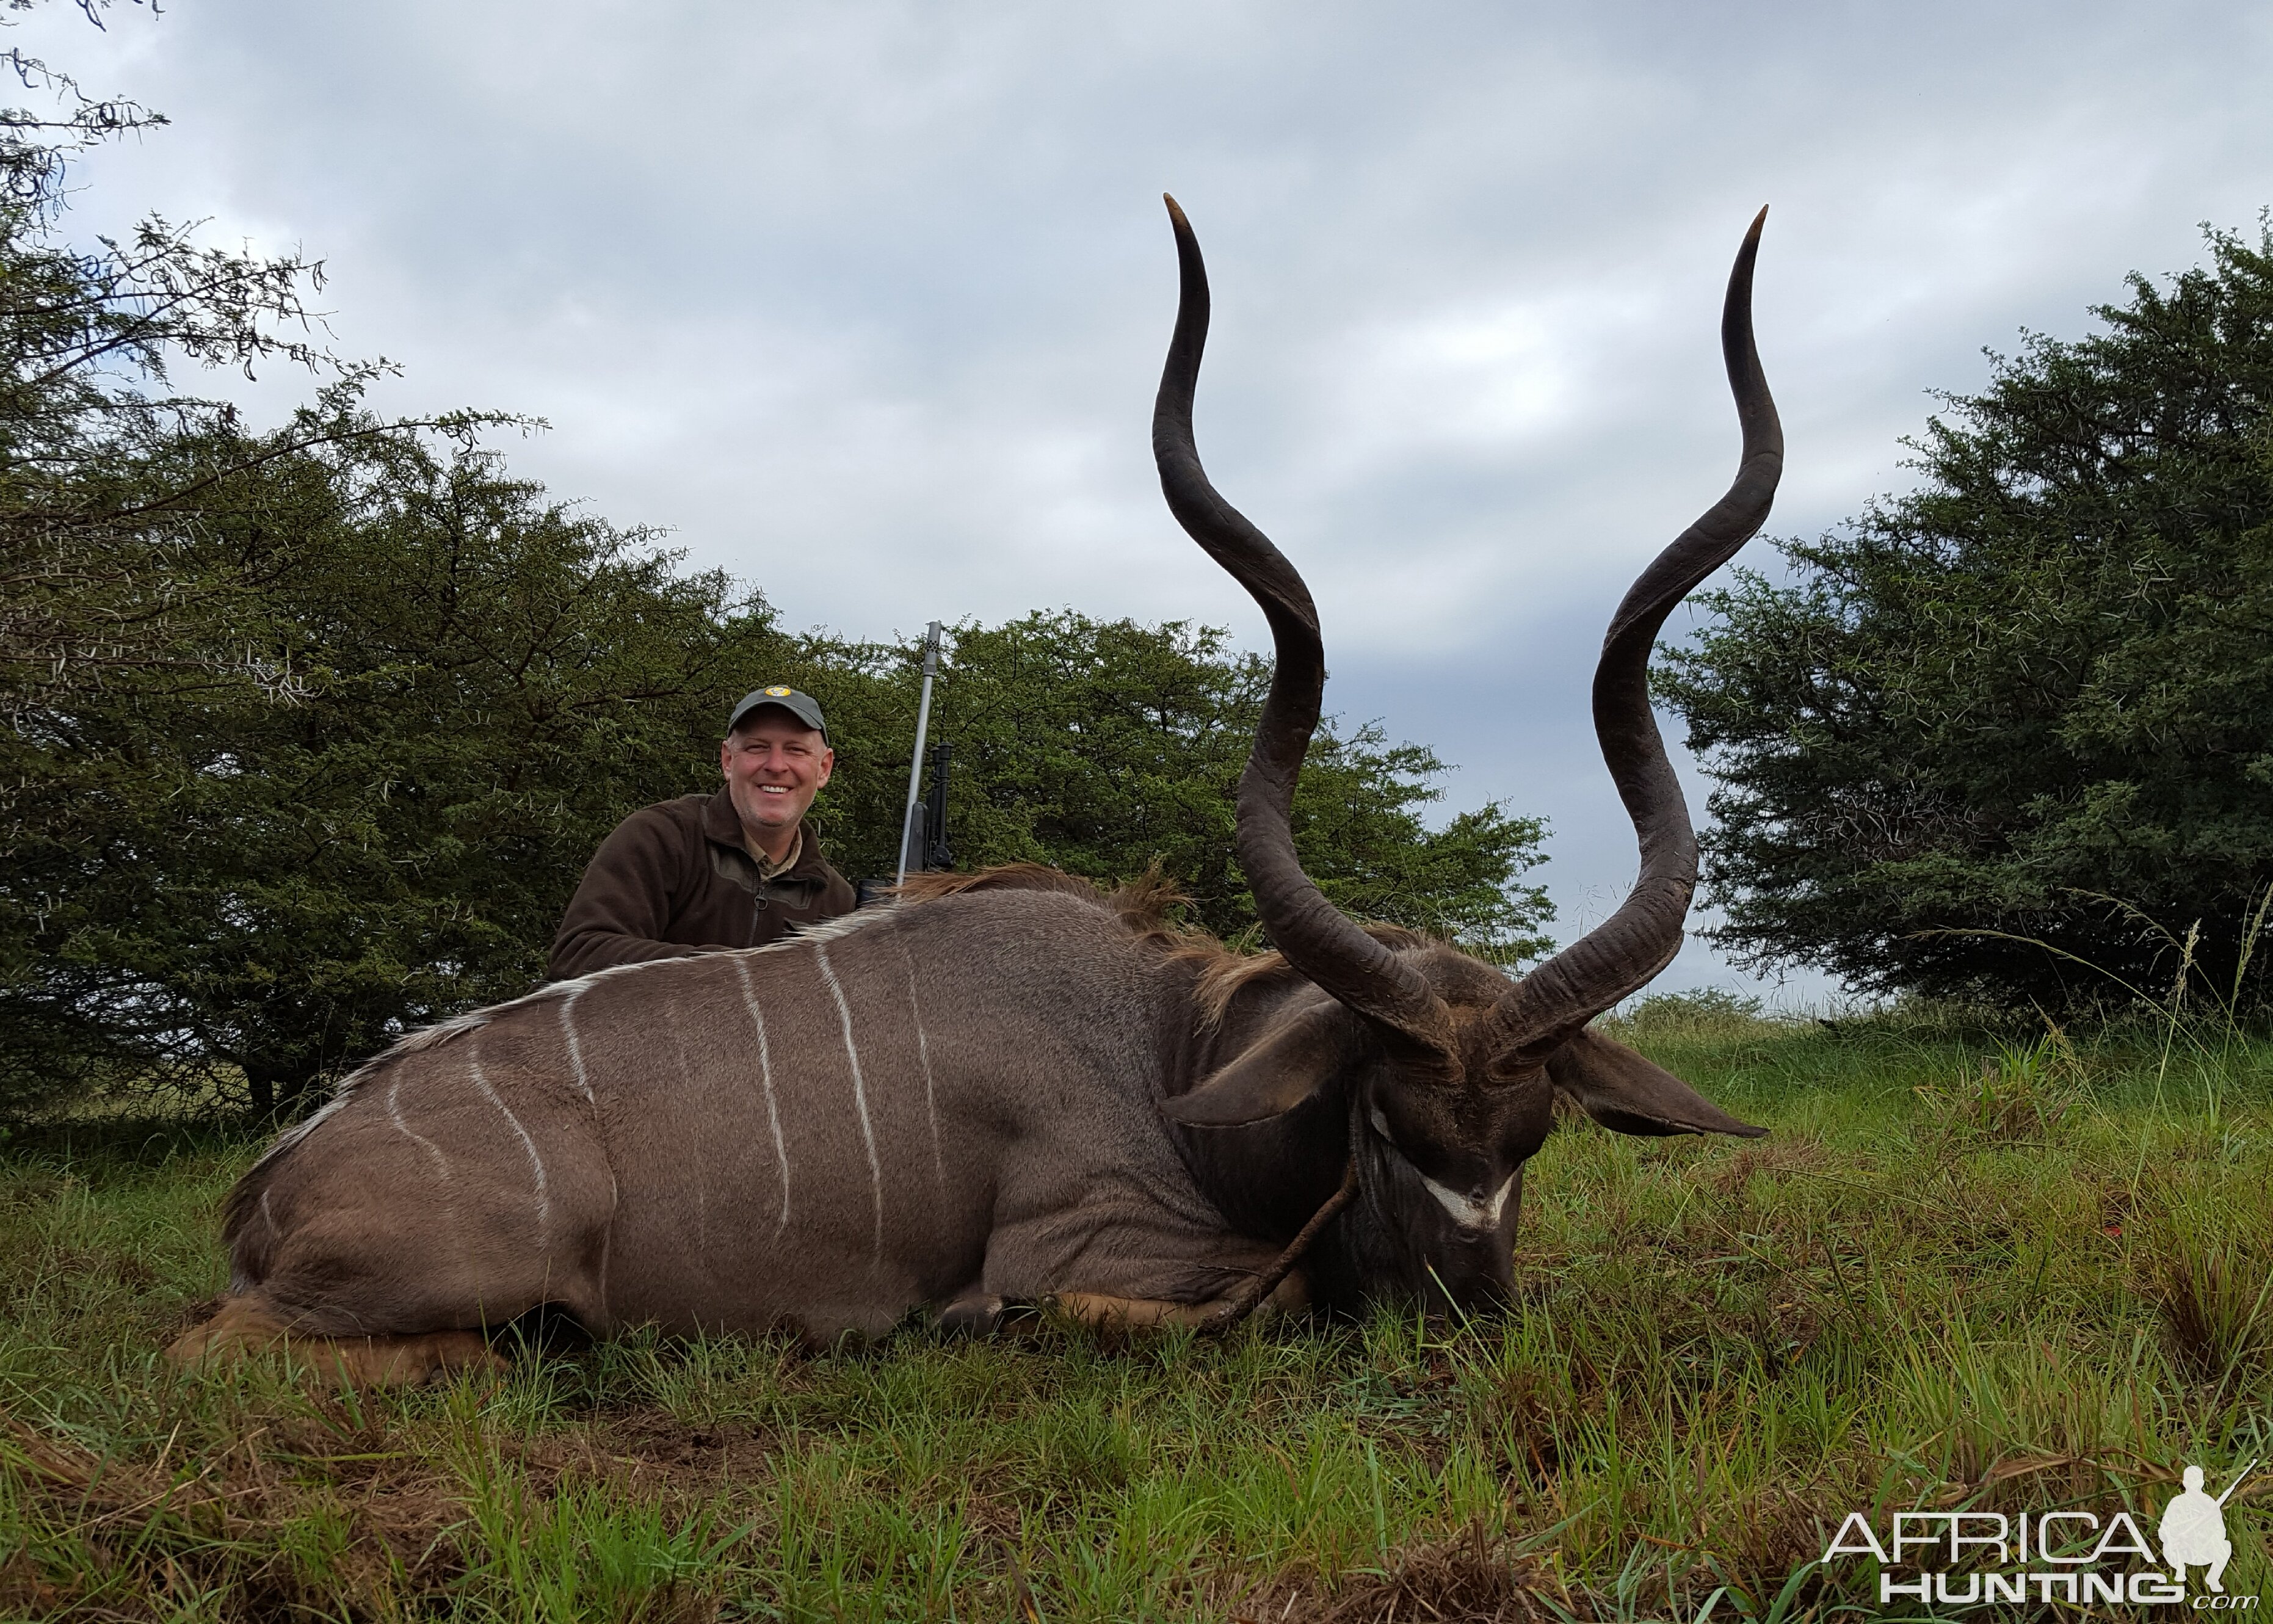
[173, 201, 1781, 1382]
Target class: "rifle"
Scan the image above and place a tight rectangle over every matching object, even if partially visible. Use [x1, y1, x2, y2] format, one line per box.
[921, 741, 954, 871]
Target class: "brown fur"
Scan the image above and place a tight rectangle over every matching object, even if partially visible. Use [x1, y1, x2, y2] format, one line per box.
[896, 861, 1195, 943]
[202, 863, 1459, 1316]
[1187, 923, 1432, 1029]
[190, 883, 1317, 1361]
[166, 1298, 506, 1386]
[896, 863, 1443, 1033]
[891, 861, 1103, 906]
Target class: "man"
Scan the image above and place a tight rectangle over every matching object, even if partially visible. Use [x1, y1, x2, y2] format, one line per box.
[548, 686, 857, 981]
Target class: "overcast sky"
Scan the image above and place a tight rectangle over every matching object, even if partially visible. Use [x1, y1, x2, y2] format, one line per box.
[20, 1, 2273, 1004]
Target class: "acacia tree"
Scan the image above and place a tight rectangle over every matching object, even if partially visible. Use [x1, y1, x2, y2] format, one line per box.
[0, 13, 789, 1114]
[1659, 223, 2273, 1011]
[0, 22, 460, 1114]
[0, 29, 400, 723]
[10, 420, 792, 1115]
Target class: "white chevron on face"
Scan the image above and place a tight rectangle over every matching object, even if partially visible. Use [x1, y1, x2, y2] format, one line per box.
[1419, 1169, 1517, 1231]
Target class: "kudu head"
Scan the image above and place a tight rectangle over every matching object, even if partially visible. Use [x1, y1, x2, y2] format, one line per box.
[1151, 197, 1780, 1312]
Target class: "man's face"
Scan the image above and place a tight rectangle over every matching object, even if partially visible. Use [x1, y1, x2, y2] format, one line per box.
[720, 712, 833, 843]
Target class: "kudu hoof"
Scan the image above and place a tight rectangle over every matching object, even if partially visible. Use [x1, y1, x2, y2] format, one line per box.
[933, 1293, 1010, 1336]
[932, 1294, 1057, 1337]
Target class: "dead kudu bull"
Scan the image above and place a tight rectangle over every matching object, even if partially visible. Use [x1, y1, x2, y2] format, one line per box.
[173, 201, 1782, 1383]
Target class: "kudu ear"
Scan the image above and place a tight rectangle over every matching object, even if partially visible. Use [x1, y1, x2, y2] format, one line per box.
[1547, 1027, 1767, 1139]
[1164, 1001, 1361, 1128]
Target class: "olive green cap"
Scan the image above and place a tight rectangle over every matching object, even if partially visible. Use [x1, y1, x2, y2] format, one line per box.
[726, 686, 828, 743]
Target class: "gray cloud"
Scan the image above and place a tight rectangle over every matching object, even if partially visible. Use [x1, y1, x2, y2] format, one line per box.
[23, 0, 2273, 1002]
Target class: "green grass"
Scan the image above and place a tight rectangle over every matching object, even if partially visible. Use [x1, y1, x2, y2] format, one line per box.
[2, 1012, 2268, 1620]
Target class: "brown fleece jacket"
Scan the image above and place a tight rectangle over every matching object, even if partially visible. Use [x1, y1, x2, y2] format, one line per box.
[548, 788, 856, 981]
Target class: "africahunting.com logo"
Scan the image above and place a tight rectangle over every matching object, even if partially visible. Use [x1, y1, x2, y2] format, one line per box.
[1819, 1460, 2257, 1609]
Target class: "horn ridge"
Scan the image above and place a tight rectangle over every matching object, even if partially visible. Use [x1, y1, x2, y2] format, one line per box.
[1484, 208, 1783, 1071]
[1153, 195, 1452, 1053]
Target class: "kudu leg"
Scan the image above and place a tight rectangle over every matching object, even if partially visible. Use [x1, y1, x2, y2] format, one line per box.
[1044, 1274, 1311, 1332]
[929, 1271, 1311, 1338]
[167, 1297, 509, 1386]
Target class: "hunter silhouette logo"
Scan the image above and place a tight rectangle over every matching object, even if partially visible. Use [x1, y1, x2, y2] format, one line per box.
[1819, 1457, 2260, 1608]
[2164, 1460, 2255, 1595]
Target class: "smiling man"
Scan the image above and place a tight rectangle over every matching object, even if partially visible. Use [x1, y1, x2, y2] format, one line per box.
[548, 687, 858, 981]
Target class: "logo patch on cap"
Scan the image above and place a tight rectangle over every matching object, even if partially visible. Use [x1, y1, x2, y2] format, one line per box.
[764, 686, 791, 696]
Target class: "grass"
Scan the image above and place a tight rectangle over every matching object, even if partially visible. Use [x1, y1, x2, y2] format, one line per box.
[1, 1008, 2268, 1620]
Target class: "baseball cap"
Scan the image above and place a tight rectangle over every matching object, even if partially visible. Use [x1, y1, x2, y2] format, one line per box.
[727, 686, 829, 743]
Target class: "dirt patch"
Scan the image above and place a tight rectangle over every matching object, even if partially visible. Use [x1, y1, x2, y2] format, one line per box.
[0, 1549, 69, 1617]
[944, 1485, 1041, 1550]
[1217, 1513, 1841, 1623]
[1225, 1527, 1570, 1623]
[507, 1408, 786, 1508]
[172, 1293, 225, 1335]
[5, 1405, 472, 1617]
[1704, 1134, 1832, 1198]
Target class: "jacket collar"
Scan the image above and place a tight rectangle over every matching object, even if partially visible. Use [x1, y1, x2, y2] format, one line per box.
[703, 786, 828, 880]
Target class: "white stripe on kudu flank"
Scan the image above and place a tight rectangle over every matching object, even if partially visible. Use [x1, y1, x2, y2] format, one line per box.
[386, 1072, 451, 1181]
[469, 1040, 550, 1241]
[895, 927, 946, 1190]
[731, 957, 794, 1232]
[813, 944, 885, 1263]
[558, 988, 594, 1103]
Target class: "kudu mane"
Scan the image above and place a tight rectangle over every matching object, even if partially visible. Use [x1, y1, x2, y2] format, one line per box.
[896, 861, 1434, 1028]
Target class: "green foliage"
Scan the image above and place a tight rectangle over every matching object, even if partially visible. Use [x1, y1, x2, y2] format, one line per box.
[12, 530, 1550, 1118]
[1, 13, 790, 1116]
[0, 20, 402, 729]
[0, 24, 482, 1116]
[1609, 986, 1767, 1040]
[813, 612, 1553, 959]
[7, 415, 792, 1116]
[1661, 222, 2273, 1012]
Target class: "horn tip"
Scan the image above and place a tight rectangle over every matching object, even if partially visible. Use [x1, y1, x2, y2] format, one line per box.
[1163, 192, 1189, 227]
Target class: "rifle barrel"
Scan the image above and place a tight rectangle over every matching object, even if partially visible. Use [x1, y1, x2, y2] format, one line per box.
[897, 621, 944, 885]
